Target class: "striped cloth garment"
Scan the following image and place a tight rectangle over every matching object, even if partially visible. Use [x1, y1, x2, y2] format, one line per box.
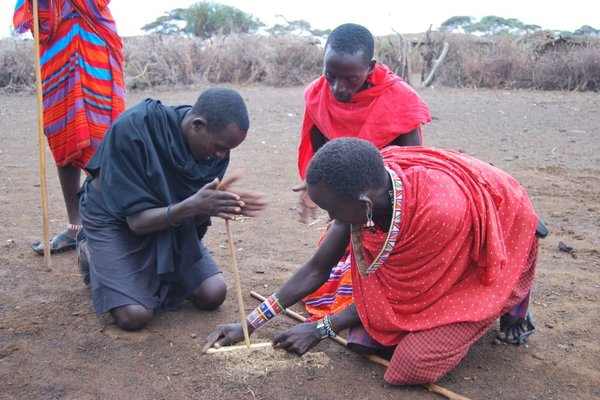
[303, 248, 354, 321]
[13, 0, 125, 168]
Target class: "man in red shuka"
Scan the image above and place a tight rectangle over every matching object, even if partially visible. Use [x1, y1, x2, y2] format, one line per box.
[206, 138, 540, 385]
[294, 23, 431, 321]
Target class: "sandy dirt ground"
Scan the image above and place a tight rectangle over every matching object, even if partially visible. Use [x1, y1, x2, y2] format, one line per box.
[0, 85, 599, 400]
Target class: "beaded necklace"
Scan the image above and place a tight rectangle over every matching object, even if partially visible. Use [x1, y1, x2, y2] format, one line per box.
[351, 168, 403, 276]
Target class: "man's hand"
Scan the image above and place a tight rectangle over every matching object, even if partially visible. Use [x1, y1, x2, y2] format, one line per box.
[292, 182, 318, 223]
[202, 323, 248, 352]
[219, 170, 268, 217]
[187, 179, 245, 220]
[272, 322, 321, 356]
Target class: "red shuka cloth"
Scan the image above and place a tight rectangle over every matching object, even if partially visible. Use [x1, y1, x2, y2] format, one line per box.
[14, 0, 123, 64]
[352, 147, 538, 346]
[13, 0, 124, 168]
[297, 64, 431, 179]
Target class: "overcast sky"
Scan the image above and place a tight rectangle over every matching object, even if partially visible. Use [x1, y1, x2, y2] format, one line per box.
[1, 0, 597, 38]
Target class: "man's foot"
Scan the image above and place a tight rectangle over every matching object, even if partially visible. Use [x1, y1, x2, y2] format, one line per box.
[31, 228, 84, 255]
[496, 310, 536, 345]
[77, 236, 90, 285]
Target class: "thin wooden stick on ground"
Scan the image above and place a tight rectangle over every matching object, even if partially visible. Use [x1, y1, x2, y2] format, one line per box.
[226, 220, 250, 347]
[250, 291, 471, 400]
[32, 0, 51, 271]
[205, 342, 272, 354]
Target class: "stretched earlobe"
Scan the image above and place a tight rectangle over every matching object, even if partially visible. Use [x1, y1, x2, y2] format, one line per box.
[365, 202, 375, 229]
[359, 194, 375, 229]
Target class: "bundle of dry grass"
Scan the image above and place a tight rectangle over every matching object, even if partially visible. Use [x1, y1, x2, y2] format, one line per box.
[203, 347, 330, 380]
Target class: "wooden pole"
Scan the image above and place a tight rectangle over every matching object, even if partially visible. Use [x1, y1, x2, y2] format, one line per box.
[226, 220, 250, 347]
[32, 0, 51, 271]
[250, 291, 471, 400]
[422, 41, 450, 88]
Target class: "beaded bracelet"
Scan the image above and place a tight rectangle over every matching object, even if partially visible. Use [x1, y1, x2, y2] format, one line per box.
[246, 293, 284, 330]
[323, 315, 337, 337]
[166, 204, 181, 227]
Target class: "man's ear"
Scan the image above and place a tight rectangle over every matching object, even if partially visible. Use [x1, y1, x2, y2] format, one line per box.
[191, 116, 207, 132]
[368, 59, 376, 74]
[358, 193, 373, 209]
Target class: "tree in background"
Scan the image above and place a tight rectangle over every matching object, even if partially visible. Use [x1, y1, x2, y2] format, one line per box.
[573, 25, 600, 37]
[441, 15, 541, 35]
[464, 16, 541, 35]
[266, 15, 331, 38]
[142, 1, 263, 38]
[440, 16, 474, 33]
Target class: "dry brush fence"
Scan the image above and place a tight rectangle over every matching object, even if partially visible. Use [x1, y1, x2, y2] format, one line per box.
[1, 32, 599, 93]
[425, 31, 600, 91]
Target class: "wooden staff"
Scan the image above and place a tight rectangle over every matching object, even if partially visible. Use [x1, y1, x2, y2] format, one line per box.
[250, 291, 471, 400]
[226, 220, 250, 347]
[32, 0, 51, 270]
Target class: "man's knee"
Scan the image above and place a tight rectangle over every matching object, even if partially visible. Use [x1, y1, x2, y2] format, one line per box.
[192, 274, 227, 311]
[110, 304, 153, 331]
[384, 348, 451, 385]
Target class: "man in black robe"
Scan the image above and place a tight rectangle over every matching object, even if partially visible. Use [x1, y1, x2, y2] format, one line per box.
[79, 88, 266, 331]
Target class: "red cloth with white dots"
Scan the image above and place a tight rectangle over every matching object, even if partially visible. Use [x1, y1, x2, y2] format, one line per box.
[384, 239, 538, 385]
[352, 146, 539, 347]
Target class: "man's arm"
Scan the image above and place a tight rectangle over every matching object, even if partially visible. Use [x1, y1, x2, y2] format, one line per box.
[274, 220, 350, 307]
[126, 178, 244, 235]
[202, 220, 350, 351]
[329, 303, 361, 332]
[294, 125, 327, 223]
[309, 125, 328, 153]
[387, 127, 422, 147]
[271, 302, 361, 356]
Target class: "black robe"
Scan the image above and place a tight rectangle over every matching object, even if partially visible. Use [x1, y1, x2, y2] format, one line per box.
[84, 98, 228, 281]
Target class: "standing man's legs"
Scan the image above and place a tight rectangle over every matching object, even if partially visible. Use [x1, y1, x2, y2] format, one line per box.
[58, 163, 83, 228]
[32, 163, 84, 255]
